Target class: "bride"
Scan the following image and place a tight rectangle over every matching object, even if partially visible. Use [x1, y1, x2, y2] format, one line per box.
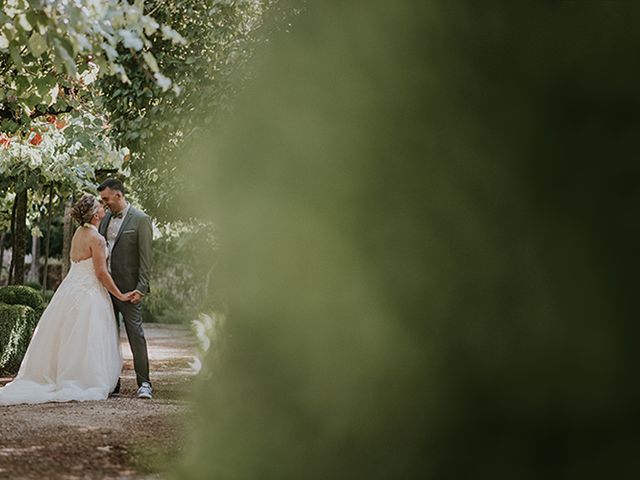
[0, 194, 133, 405]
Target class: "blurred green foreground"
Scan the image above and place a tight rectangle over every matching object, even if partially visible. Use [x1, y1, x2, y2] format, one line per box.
[179, 1, 640, 478]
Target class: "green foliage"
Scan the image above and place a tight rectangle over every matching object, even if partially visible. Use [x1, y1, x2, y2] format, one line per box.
[0, 285, 45, 315]
[0, 0, 183, 128]
[177, 1, 640, 479]
[0, 191, 13, 231]
[99, 0, 283, 219]
[0, 303, 38, 374]
[143, 220, 218, 324]
[22, 280, 41, 290]
[0, 111, 129, 194]
[41, 290, 54, 305]
[0, 1, 185, 241]
[142, 289, 187, 324]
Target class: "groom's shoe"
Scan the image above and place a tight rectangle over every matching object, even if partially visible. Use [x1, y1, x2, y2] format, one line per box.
[109, 378, 121, 397]
[137, 382, 153, 399]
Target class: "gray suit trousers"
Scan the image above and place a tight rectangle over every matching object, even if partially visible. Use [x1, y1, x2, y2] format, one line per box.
[112, 297, 151, 387]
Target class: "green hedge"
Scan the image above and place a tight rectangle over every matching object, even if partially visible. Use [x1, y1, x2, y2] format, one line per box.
[0, 303, 39, 374]
[0, 285, 45, 316]
[0, 286, 44, 374]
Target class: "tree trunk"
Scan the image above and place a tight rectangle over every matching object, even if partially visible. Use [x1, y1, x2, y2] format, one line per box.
[42, 184, 54, 293]
[62, 196, 74, 278]
[0, 231, 5, 285]
[28, 233, 40, 283]
[8, 195, 17, 284]
[10, 188, 28, 285]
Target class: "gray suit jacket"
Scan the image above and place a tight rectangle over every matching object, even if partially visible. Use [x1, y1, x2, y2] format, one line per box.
[99, 206, 153, 295]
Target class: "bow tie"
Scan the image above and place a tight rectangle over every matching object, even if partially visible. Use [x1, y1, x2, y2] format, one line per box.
[111, 211, 124, 219]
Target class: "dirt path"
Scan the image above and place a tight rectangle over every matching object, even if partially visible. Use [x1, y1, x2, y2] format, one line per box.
[0, 324, 198, 479]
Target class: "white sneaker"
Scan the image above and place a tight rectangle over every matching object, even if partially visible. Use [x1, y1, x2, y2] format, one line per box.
[137, 382, 153, 399]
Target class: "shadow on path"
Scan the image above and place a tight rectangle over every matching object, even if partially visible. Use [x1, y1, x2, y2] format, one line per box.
[0, 324, 198, 479]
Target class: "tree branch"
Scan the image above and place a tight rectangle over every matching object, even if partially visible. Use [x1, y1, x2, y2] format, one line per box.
[29, 105, 74, 120]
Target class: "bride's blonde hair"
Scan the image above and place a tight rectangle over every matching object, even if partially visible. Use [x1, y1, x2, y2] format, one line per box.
[70, 194, 100, 224]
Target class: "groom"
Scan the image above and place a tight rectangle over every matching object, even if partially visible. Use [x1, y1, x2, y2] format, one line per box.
[98, 178, 154, 399]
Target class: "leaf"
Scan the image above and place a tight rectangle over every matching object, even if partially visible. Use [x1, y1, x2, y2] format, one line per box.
[15, 76, 30, 96]
[34, 74, 57, 95]
[9, 44, 23, 69]
[53, 39, 77, 76]
[24, 94, 42, 109]
[28, 31, 47, 57]
[1, 119, 19, 133]
[25, 11, 41, 30]
[93, 55, 110, 76]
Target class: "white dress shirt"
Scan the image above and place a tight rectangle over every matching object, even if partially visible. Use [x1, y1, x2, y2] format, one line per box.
[106, 202, 131, 269]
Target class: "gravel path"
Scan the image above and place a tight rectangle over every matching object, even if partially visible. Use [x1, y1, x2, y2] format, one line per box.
[0, 324, 198, 479]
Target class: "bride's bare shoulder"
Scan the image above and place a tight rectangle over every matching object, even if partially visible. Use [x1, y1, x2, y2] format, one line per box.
[89, 231, 106, 246]
[74, 226, 104, 246]
[71, 226, 86, 243]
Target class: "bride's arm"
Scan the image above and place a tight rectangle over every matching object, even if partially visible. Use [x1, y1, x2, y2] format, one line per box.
[91, 235, 131, 302]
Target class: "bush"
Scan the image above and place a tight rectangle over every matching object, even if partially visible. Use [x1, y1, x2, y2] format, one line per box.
[142, 288, 195, 324]
[24, 281, 41, 291]
[42, 290, 55, 304]
[0, 304, 38, 374]
[0, 285, 45, 316]
[146, 221, 217, 325]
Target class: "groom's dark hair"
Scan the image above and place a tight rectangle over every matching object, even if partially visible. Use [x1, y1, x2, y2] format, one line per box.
[98, 178, 125, 195]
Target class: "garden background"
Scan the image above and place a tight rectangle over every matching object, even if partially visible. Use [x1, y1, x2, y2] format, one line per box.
[3, 1, 640, 479]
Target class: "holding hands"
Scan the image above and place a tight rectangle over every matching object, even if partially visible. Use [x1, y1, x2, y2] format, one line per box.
[129, 291, 144, 305]
[119, 291, 137, 302]
[118, 291, 144, 304]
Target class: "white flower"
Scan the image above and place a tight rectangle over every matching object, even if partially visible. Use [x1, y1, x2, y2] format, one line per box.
[119, 29, 143, 51]
[152, 222, 162, 240]
[110, 63, 130, 83]
[202, 313, 215, 332]
[80, 66, 98, 85]
[188, 357, 202, 374]
[18, 14, 32, 31]
[142, 16, 159, 36]
[68, 142, 83, 155]
[142, 51, 159, 73]
[153, 72, 172, 92]
[75, 34, 91, 52]
[28, 151, 43, 168]
[191, 318, 211, 352]
[161, 25, 186, 45]
[48, 84, 59, 105]
[101, 42, 118, 60]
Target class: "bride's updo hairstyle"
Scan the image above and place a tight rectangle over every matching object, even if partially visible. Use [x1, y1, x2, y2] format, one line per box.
[70, 194, 100, 225]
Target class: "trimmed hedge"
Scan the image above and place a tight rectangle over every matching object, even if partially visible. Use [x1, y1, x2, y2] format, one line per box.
[0, 286, 44, 374]
[0, 285, 45, 316]
[0, 303, 39, 374]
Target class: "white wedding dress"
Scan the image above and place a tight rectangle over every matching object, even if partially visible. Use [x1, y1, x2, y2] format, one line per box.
[0, 243, 122, 405]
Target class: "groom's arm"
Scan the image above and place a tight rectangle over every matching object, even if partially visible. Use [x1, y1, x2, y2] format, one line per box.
[135, 214, 153, 296]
